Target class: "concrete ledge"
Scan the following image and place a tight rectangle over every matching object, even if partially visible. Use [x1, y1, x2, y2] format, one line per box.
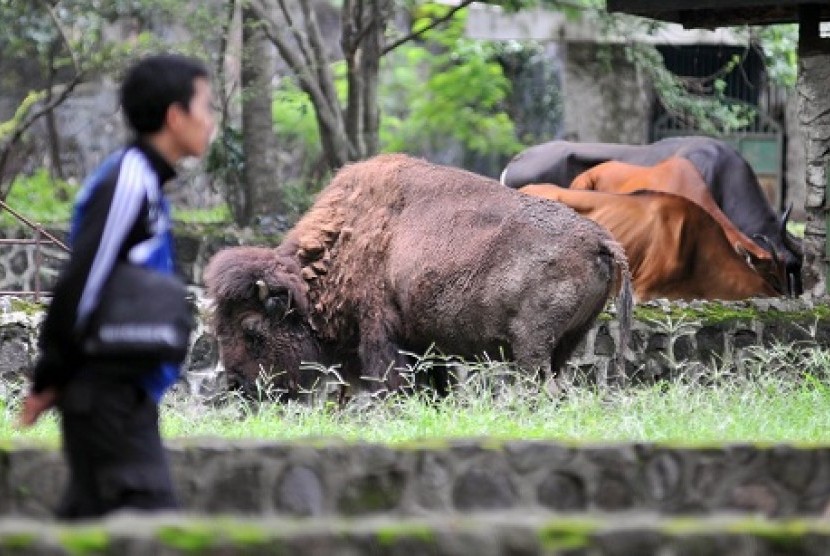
[2, 511, 830, 555]
[5, 441, 830, 519]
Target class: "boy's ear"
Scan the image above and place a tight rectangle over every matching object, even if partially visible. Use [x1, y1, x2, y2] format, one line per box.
[165, 102, 187, 131]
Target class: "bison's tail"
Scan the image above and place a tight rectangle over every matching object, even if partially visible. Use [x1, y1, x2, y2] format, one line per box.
[614, 271, 633, 387]
[606, 239, 632, 387]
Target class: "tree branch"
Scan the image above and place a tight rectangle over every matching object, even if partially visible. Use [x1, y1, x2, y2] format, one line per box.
[37, 0, 81, 76]
[273, 0, 316, 74]
[0, 72, 85, 195]
[249, 2, 343, 143]
[381, 0, 475, 56]
[299, 0, 347, 142]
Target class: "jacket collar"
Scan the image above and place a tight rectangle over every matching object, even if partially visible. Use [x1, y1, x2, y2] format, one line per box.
[131, 139, 177, 185]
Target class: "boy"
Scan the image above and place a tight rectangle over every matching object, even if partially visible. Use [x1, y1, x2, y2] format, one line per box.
[20, 53, 215, 519]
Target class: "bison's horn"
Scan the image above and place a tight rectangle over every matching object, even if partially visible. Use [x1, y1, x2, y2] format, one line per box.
[256, 279, 269, 302]
[283, 290, 294, 320]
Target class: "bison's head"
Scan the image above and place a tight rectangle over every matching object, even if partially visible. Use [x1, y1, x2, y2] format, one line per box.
[204, 246, 320, 399]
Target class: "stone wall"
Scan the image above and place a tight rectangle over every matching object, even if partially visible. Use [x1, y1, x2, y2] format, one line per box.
[4, 439, 830, 520]
[3, 511, 830, 555]
[560, 42, 652, 144]
[2, 289, 829, 400]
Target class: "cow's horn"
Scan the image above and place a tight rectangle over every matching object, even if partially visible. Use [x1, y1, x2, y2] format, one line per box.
[255, 279, 269, 301]
[780, 203, 793, 234]
[752, 233, 781, 268]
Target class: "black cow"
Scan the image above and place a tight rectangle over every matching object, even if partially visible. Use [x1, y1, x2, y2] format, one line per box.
[500, 136, 803, 295]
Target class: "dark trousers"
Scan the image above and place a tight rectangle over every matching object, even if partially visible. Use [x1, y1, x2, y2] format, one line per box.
[56, 373, 178, 519]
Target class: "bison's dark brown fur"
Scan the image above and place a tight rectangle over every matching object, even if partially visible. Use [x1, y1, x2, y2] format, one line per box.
[205, 154, 631, 397]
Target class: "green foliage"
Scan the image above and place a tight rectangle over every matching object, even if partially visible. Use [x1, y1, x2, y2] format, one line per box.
[1, 169, 78, 226]
[0, 166, 230, 226]
[272, 77, 325, 173]
[0, 91, 46, 141]
[381, 3, 521, 157]
[625, 42, 756, 135]
[754, 24, 798, 88]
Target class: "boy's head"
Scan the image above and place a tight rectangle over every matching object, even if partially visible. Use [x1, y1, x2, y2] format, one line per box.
[120, 54, 215, 161]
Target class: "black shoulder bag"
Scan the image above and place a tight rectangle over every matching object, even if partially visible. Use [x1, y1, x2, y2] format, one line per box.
[82, 262, 194, 364]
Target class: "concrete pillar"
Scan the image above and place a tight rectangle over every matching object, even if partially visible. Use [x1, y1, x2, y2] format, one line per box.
[797, 6, 830, 296]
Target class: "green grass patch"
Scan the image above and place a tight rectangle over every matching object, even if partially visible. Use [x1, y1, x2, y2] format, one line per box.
[172, 204, 232, 224]
[1, 169, 78, 226]
[5, 343, 830, 446]
[1, 167, 231, 228]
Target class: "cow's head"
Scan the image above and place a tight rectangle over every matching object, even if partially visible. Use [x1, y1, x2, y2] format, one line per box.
[779, 204, 804, 296]
[204, 246, 320, 399]
[752, 205, 803, 296]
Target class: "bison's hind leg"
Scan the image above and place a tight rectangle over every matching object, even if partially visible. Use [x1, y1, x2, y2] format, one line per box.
[511, 334, 555, 387]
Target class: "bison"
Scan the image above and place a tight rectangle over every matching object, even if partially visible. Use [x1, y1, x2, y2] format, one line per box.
[205, 154, 632, 398]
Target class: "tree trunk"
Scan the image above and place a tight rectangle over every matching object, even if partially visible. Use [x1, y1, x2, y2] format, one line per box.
[46, 41, 66, 187]
[342, 0, 388, 159]
[241, 5, 283, 225]
[797, 7, 830, 296]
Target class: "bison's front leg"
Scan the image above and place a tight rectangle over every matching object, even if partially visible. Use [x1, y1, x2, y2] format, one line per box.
[358, 325, 409, 393]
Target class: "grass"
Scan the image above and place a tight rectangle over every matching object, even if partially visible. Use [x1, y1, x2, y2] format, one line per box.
[0, 169, 232, 229]
[4, 342, 830, 447]
[1, 169, 78, 226]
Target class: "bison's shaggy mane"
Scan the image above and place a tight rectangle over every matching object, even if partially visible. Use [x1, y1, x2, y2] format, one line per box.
[276, 154, 430, 340]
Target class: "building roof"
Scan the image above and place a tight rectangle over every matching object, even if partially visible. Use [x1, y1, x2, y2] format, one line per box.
[462, 3, 747, 44]
[606, 0, 830, 28]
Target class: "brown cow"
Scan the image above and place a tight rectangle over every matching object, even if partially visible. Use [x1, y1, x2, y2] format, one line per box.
[570, 157, 786, 294]
[500, 136, 802, 295]
[519, 183, 780, 302]
[205, 154, 632, 398]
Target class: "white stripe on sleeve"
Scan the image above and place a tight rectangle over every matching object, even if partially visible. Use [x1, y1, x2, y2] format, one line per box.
[75, 148, 153, 330]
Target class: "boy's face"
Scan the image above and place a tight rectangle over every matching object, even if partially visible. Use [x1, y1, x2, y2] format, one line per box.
[170, 77, 215, 160]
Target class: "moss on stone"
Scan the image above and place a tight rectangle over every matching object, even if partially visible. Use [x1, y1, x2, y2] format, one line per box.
[9, 298, 47, 315]
[223, 522, 270, 546]
[375, 523, 436, 547]
[627, 302, 830, 327]
[537, 519, 596, 550]
[156, 523, 219, 552]
[1, 532, 37, 549]
[723, 518, 830, 547]
[58, 527, 109, 555]
[663, 517, 830, 546]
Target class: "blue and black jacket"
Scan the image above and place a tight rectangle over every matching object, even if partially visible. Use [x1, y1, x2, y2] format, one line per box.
[33, 140, 181, 402]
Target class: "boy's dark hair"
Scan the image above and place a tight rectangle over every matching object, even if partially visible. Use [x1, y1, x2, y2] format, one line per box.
[120, 54, 210, 135]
